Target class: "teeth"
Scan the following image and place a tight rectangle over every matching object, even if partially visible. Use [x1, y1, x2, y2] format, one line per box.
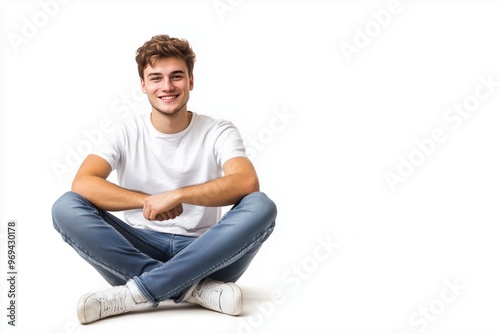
[161, 96, 176, 100]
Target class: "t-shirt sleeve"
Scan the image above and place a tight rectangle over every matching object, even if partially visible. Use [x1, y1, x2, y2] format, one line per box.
[90, 121, 125, 171]
[213, 120, 247, 168]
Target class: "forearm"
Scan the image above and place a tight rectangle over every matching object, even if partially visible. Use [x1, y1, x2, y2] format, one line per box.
[136, 157, 260, 221]
[175, 173, 260, 207]
[72, 175, 148, 211]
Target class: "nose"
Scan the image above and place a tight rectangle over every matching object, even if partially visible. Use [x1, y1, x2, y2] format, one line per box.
[162, 78, 175, 91]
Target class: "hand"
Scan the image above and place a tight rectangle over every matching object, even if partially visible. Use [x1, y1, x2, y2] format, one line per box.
[143, 191, 183, 221]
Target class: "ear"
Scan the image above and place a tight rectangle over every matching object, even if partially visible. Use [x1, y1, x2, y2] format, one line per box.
[140, 78, 147, 93]
[189, 75, 194, 91]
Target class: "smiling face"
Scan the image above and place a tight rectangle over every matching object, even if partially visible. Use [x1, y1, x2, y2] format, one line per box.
[140, 57, 194, 117]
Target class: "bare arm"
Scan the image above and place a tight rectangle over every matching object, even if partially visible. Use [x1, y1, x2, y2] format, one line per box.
[71, 154, 148, 211]
[143, 157, 259, 220]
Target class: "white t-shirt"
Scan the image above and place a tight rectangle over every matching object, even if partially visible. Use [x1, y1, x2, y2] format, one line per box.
[92, 112, 247, 236]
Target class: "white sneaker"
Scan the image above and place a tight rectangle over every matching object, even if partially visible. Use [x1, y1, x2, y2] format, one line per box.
[183, 278, 243, 315]
[77, 280, 148, 324]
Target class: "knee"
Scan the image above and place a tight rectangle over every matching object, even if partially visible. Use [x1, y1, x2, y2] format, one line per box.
[52, 191, 77, 216]
[242, 192, 278, 223]
[52, 191, 89, 231]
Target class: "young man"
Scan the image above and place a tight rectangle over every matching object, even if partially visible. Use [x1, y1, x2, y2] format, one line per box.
[52, 35, 277, 324]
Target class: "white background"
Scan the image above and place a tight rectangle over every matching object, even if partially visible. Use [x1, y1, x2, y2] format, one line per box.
[1, 0, 500, 333]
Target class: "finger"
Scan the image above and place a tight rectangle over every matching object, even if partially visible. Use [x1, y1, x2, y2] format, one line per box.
[174, 206, 183, 217]
[171, 205, 183, 218]
[153, 212, 171, 221]
[143, 208, 151, 220]
[166, 210, 176, 220]
[149, 209, 160, 221]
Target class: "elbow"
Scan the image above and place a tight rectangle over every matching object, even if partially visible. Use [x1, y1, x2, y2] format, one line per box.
[245, 175, 260, 194]
[71, 176, 86, 197]
[71, 176, 96, 205]
[234, 174, 260, 198]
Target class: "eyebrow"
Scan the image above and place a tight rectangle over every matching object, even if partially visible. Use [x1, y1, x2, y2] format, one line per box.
[147, 70, 186, 78]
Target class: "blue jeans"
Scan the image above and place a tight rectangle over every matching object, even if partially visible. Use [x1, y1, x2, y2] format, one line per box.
[52, 191, 276, 306]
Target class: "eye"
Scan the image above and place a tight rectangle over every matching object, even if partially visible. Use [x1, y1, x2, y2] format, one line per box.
[172, 75, 183, 80]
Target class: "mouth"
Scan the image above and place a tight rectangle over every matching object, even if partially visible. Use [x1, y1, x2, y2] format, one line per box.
[158, 94, 179, 102]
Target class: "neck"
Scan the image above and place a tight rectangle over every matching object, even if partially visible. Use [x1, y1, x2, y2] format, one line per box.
[151, 110, 192, 134]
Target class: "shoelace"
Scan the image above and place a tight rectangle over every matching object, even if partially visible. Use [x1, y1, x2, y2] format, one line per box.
[194, 282, 223, 310]
[99, 289, 129, 317]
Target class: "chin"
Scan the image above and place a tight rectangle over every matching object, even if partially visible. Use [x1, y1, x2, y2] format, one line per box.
[156, 108, 182, 117]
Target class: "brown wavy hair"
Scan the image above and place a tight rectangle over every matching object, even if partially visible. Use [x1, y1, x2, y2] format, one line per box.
[135, 35, 196, 80]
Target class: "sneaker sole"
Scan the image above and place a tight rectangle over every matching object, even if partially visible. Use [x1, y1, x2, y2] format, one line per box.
[77, 292, 94, 324]
[224, 282, 243, 316]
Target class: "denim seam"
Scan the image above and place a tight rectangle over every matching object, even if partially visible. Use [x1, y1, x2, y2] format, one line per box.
[54, 224, 137, 284]
[159, 222, 275, 302]
[169, 235, 175, 258]
[133, 277, 158, 306]
[100, 210, 168, 257]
